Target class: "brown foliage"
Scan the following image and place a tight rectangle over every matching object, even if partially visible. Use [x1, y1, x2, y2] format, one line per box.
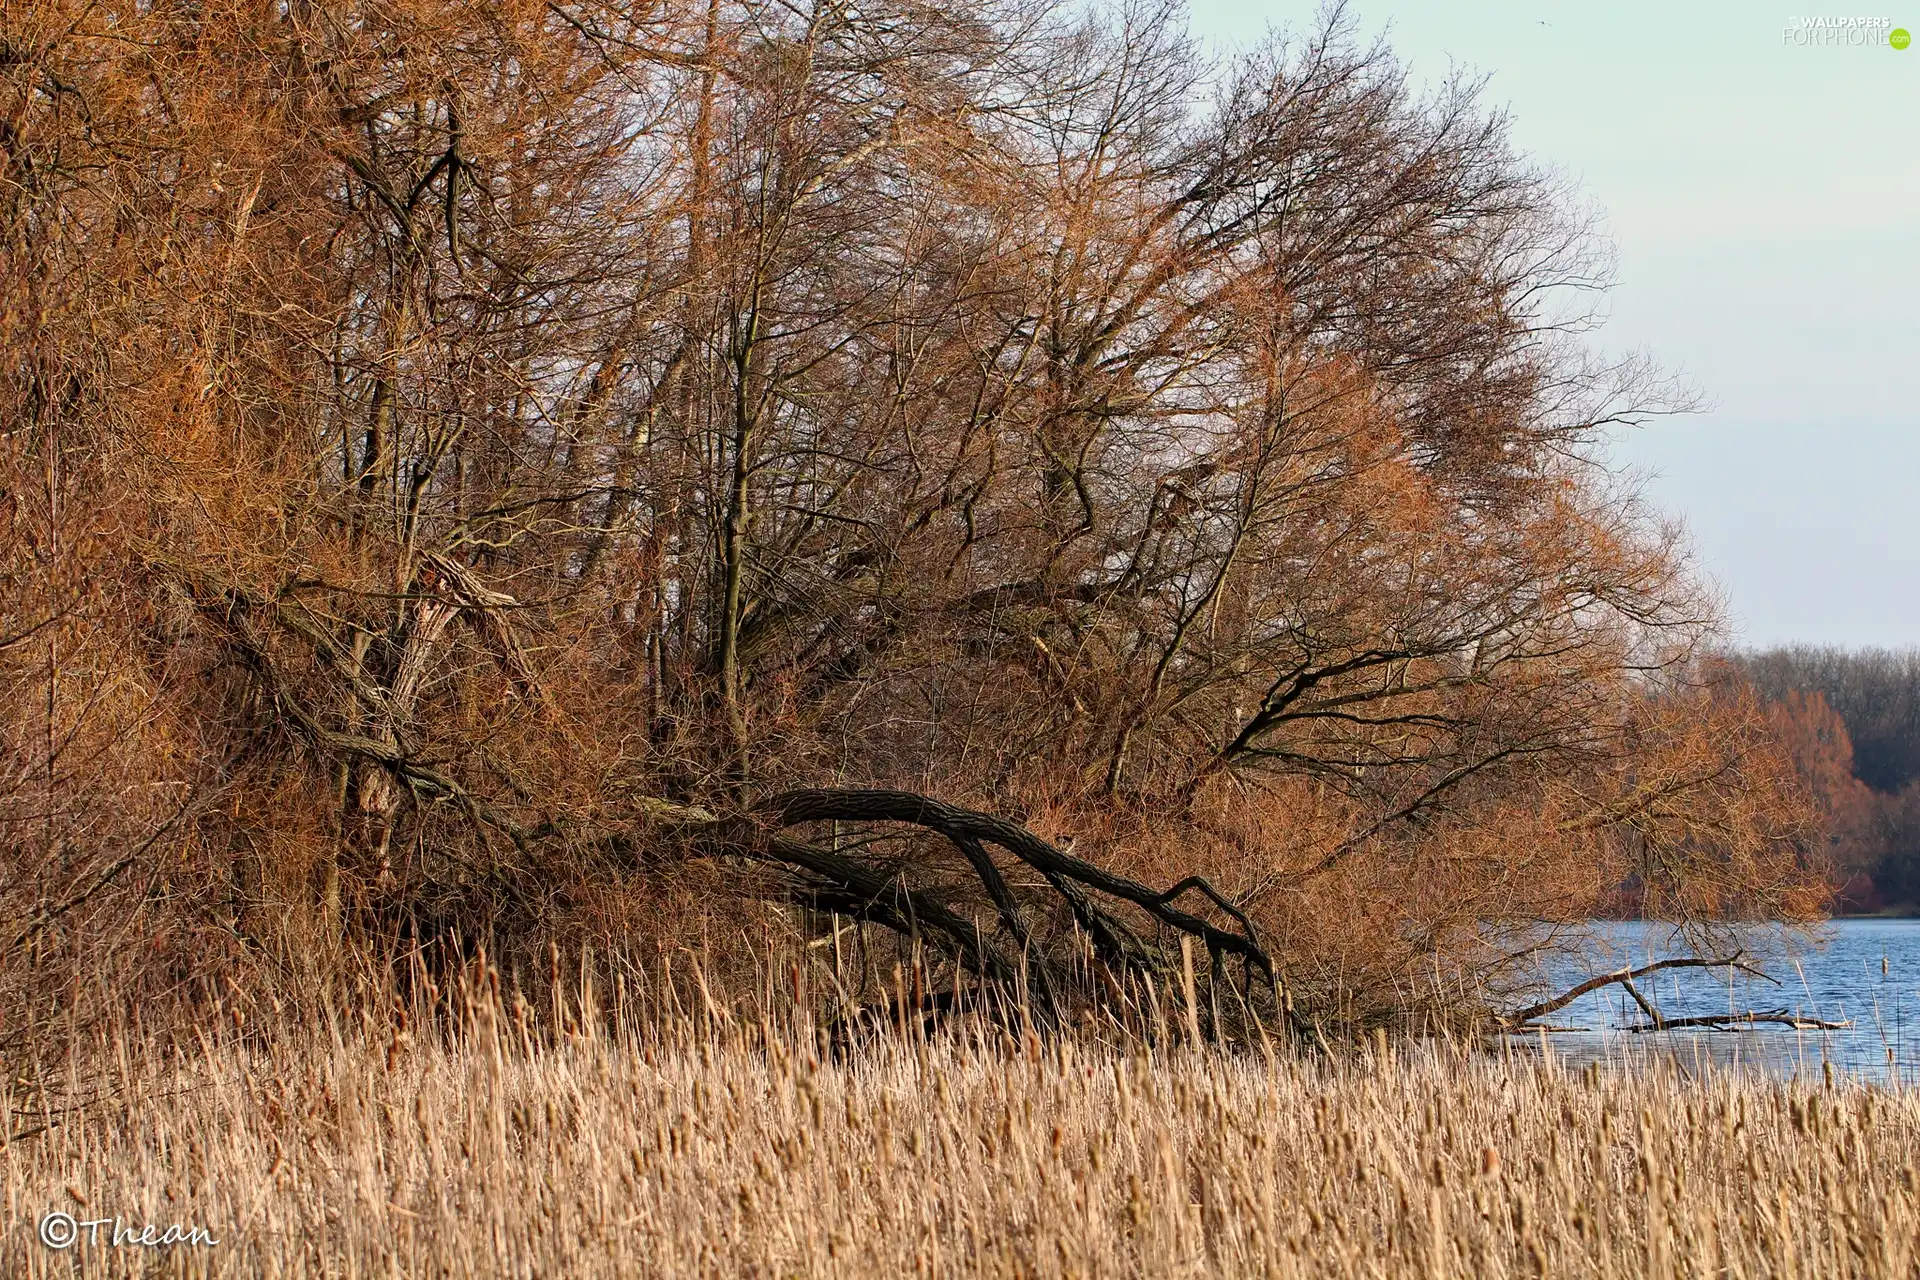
[1, 0, 1826, 1046]
[1742, 648, 1920, 910]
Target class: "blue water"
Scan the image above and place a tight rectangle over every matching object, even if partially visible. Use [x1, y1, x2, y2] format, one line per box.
[1514, 919, 1920, 1084]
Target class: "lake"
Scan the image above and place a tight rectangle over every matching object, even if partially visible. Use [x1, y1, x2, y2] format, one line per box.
[1516, 918, 1920, 1084]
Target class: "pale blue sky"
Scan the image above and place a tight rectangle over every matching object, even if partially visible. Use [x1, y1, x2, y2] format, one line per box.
[1185, 0, 1919, 648]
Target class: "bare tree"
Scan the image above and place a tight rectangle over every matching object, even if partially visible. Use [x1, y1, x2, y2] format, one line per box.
[0, 0, 1825, 1043]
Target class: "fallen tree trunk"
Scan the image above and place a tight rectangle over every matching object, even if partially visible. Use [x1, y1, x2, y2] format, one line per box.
[685, 789, 1279, 1036]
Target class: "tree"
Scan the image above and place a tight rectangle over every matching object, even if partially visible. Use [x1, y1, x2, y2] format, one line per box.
[2, 0, 1824, 1043]
[1740, 647, 1920, 910]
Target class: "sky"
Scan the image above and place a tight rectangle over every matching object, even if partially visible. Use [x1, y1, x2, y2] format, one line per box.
[1182, 0, 1920, 649]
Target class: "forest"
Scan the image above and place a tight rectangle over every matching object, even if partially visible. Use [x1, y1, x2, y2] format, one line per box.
[1742, 646, 1920, 912]
[1, 0, 1839, 1052]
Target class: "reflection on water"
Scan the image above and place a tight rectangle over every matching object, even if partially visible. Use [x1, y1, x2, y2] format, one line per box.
[1510, 919, 1920, 1084]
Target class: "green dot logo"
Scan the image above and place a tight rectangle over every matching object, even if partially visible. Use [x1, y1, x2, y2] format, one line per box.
[1893, 27, 1913, 49]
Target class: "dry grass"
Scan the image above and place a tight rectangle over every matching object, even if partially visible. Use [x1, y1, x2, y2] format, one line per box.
[5, 998, 1918, 1278]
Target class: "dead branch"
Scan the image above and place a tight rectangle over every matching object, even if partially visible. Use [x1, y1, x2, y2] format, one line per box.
[1502, 952, 1848, 1038]
[1622, 1010, 1852, 1033]
[1501, 953, 1775, 1029]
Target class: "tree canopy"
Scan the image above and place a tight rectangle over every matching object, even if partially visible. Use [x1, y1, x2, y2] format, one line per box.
[1, 0, 1827, 1039]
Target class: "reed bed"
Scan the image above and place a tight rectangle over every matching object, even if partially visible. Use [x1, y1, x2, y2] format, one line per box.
[4, 995, 1917, 1278]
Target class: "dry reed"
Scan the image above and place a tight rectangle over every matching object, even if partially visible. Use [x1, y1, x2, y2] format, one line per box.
[4, 982, 1916, 1279]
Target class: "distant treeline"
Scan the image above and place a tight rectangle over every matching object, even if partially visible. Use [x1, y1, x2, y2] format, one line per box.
[1739, 647, 1920, 911]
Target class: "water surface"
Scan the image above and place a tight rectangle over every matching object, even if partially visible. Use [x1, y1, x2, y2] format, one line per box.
[1518, 918, 1920, 1084]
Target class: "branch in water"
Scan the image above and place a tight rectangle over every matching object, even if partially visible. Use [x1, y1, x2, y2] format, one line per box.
[1622, 1010, 1851, 1033]
[1502, 952, 1775, 1029]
